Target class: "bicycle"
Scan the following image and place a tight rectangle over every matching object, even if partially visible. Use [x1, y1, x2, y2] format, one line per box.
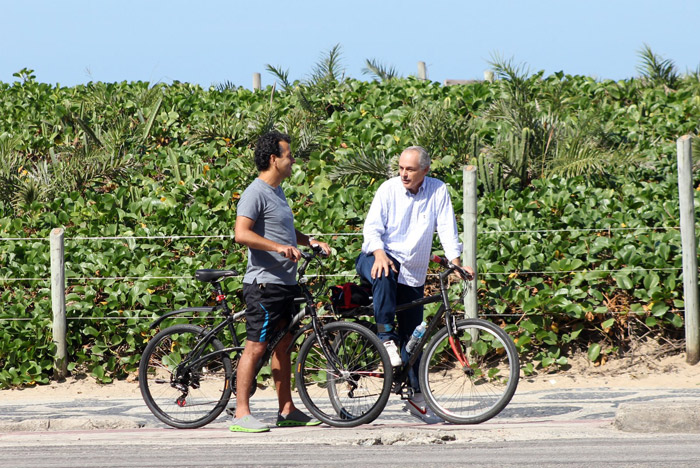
[299, 255, 520, 425]
[138, 246, 393, 429]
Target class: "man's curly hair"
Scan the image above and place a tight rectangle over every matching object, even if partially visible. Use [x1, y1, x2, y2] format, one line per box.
[254, 131, 291, 171]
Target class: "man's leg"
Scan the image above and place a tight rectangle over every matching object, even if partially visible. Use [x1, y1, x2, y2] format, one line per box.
[234, 340, 267, 418]
[271, 331, 295, 414]
[396, 283, 425, 391]
[355, 252, 399, 342]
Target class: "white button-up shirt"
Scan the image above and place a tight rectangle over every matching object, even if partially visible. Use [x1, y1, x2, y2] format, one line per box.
[361, 176, 462, 286]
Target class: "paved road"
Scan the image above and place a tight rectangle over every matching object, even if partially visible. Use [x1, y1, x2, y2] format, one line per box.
[3, 387, 700, 467]
[2, 436, 700, 468]
[2, 386, 700, 438]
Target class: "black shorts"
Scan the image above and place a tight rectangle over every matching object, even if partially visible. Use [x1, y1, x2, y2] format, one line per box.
[242, 281, 300, 342]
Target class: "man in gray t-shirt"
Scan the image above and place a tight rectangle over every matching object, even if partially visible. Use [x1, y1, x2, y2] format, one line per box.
[231, 131, 330, 433]
[237, 177, 297, 285]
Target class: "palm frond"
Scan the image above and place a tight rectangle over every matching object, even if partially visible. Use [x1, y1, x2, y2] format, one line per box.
[279, 107, 327, 160]
[545, 137, 607, 178]
[636, 43, 679, 88]
[407, 100, 473, 163]
[0, 135, 23, 208]
[69, 114, 104, 148]
[489, 52, 531, 87]
[191, 112, 248, 147]
[691, 135, 700, 170]
[328, 148, 396, 182]
[310, 43, 344, 85]
[543, 113, 641, 178]
[14, 160, 53, 206]
[265, 64, 292, 92]
[213, 80, 237, 92]
[362, 58, 400, 82]
[140, 95, 163, 146]
[14, 174, 47, 207]
[245, 104, 279, 144]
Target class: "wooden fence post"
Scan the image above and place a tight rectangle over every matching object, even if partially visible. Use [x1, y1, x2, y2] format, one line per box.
[50, 228, 68, 379]
[253, 73, 261, 91]
[463, 165, 478, 319]
[417, 61, 427, 80]
[678, 135, 699, 364]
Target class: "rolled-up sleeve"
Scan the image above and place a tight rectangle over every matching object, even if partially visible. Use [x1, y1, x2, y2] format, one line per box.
[435, 185, 462, 261]
[362, 185, 388, 254]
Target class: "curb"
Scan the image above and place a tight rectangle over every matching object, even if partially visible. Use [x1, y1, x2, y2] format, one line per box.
[614, 403, 700, 433]
[0, 416, 147, 432]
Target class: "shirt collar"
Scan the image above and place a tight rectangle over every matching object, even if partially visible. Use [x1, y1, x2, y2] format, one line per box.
[403, 178, 427, 196]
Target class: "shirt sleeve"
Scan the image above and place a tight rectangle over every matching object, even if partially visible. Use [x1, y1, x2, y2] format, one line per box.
[435, 184, 462, 261]
[237, 184, 262, 221]
[362, 183, 388, 254]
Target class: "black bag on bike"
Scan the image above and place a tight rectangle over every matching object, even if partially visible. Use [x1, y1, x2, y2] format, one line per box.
[330, 282, 372, 311]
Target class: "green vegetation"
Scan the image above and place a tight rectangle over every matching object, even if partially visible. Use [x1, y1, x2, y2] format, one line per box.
[2, 45, 700, 387]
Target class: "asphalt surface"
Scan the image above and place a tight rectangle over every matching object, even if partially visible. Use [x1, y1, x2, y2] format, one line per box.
[2, 385, 700, 442]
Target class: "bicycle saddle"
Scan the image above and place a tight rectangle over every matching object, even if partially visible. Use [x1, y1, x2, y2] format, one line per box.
[194, 269, 239, 283]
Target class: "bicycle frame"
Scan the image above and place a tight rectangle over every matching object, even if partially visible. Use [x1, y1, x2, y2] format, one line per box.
[151, 247, 344, 393]
[387, 264, 472, 396]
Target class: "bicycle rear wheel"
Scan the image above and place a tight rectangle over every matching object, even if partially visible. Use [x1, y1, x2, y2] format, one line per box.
[295, 321, 392, 427]
[139, 324, 234, 429]
[419, 318, 519, 424]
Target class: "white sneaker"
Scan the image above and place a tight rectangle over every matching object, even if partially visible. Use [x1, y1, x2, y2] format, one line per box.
[403, 393, 443, 424]
[383, 340, 403, 367]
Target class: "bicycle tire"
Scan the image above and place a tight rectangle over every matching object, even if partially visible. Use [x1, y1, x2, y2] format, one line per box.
[419, 318, 519, 424]
[295, 321, 392, 427]
[139, 324, 234, 429]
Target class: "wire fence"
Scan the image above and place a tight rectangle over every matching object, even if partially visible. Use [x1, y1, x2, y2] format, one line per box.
[0, 225, 684, 321]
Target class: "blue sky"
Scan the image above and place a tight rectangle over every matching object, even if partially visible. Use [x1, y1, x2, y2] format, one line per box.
[3, 0, 699, 88]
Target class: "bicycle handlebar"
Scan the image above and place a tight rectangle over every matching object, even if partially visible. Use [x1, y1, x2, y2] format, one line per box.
[301, 243, 328, 259]
[431, 255, 474, 281]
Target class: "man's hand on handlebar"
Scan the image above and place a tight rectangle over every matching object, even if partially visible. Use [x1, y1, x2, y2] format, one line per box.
[432, 255, 475, 281]
[278, 245, 303, 262]
[454, 264, 475, 281]
[309, 240, 331, 257]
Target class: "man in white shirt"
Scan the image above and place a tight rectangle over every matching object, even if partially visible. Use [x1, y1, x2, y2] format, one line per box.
[355, 145, 474, 423]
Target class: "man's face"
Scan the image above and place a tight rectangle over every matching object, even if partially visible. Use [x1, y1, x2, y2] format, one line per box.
[398, 149, 429, 194]
[272, 140, 295, 179]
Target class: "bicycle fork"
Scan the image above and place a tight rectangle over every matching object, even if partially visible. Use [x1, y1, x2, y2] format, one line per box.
[447, 315, 474, 376]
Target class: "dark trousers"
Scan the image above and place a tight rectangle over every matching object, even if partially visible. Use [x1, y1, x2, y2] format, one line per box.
[355, 252, 424, 391]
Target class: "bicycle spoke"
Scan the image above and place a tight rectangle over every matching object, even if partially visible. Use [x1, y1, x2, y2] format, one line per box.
[139, 325, 233, 429]
[295, 322, 392, 427]
[420, 319, 519, 424]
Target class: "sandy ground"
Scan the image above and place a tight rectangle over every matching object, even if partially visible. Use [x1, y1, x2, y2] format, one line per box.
[2, 348, 699, 403]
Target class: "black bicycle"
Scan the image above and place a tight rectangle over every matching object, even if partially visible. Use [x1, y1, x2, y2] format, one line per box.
[309, 255, 520, 425]
[138, 246, 393, 429]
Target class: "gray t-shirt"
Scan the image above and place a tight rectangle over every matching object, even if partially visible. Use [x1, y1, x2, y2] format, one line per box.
[237, 178, 297, 285]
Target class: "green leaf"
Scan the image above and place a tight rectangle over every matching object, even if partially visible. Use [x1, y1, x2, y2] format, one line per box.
[587, 343, 601, 362]
[91, 365, 105, 379]
[601, 318, 615, 330]
[614, 273, 633, 290]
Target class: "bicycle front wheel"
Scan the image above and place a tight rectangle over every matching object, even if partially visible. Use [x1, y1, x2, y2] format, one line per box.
[139, 324, 234, 429]
[419, 318, 519, 424]
[295, 321, 392, 427]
